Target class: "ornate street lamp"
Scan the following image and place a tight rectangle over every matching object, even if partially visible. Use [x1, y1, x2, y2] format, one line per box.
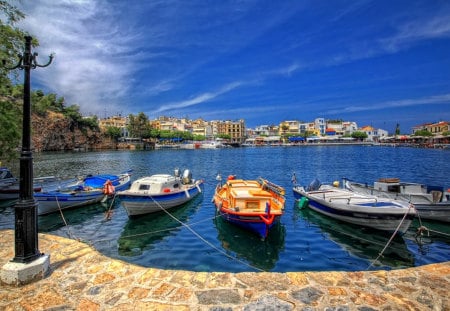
[2, 36, 53, 263]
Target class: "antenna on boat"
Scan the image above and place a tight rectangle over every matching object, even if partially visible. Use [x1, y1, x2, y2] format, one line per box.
[216, 174, 222, 185]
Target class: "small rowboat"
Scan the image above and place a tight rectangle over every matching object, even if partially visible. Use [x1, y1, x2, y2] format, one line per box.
[212, 175, 286, 239]
[35, 170, 132, 215]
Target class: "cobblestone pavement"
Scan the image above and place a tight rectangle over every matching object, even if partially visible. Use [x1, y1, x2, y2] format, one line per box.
[0, 230, 449, 310]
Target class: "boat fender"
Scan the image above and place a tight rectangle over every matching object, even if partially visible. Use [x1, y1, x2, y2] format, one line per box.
[163, 188, 171, 193]
[227, 175, 235, 180]
[103, 180, 115, 195]
[297, 197, 309, 209]
[185, 189, 190, 198]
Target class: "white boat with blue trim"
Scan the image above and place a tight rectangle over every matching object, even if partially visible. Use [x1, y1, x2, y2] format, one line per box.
[35, 170, 132, 215]
[344, 178, 450, 223]
[117, 169, 204, 217]
[293, 179, 416, 234]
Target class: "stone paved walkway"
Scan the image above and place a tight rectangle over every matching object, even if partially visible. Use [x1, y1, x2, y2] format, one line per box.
[0, 230, 449, 310]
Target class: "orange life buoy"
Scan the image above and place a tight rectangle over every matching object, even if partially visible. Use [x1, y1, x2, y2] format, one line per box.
[103, 180, 115, 195]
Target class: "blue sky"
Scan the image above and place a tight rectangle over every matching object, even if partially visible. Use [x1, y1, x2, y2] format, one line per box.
[16, 0, 450, 133]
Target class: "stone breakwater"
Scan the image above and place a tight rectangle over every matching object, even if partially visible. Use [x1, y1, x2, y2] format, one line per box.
[0, 230, 448, 310]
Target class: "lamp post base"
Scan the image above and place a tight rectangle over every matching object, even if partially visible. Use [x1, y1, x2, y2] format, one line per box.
[0, 254, 50, 286]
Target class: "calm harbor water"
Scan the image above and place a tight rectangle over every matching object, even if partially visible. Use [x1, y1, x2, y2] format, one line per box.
[1, 145, 449, 272]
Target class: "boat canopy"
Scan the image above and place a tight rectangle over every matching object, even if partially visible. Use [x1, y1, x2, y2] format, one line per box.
[288, 136, 305, 142]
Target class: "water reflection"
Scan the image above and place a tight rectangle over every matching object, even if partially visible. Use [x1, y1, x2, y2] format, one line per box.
[0, 200, 15, 229]
[117, 196, 202, 257]
[38, 202, 113, 233]
[213, 215, 286, 271]
[295, 205, 415, 268]
[403, 219, 450, 257]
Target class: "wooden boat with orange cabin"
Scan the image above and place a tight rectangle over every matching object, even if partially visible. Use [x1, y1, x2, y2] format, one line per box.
[212, 175, 286, 239]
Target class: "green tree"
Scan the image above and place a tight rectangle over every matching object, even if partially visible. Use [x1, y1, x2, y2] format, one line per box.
[0, 1, 29, 161]
[80, 115, 99, 130]
[105, 126, 121, 141]
[31, 91, 65, 115]
[395, 123, 401, 135]
[351, 131, 368, 140]
[127, 112, 150, 138]
[412, 129, 433, 137]
[0, 96, 21, 161]
[193, 134, 205, 141]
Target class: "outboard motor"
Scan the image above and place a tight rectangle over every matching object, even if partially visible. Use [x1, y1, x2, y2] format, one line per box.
[182, 169, 192, 184]
[174, 168, 181, 177]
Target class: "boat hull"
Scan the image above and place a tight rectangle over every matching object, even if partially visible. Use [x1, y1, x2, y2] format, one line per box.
[36, 173, 131, 215]
[346, 182, 450, 223]
[217, 208, 281, 239]
[119, 182, 203, 216]
[293, 185, 415, 234]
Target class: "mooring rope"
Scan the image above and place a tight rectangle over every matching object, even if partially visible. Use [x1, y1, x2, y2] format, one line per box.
[367, 204, 413, 270]
[55, 196, 79, 241]
[149, 195, 265, 272]
[104, 193, 117, 221]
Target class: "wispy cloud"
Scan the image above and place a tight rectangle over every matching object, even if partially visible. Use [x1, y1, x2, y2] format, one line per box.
[326, 94, 450, 114]
[381, 13, 450, 53]
[154, 81, 244, 113]
[153, 59, 302, 115]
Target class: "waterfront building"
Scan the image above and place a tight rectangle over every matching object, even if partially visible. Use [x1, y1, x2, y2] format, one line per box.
[254, 124, 279, 137]
[359, 125, 388, 142]
[216, 119, 246, 144]
[279, 121, 300, 136]
[412, 121, 449, 135]
[325, 120, 358, 136]
[98, 115, 130, 138]
[151, 116, 190, 132]
[315, 118, 326, 135]
[191, 118, 208, 138]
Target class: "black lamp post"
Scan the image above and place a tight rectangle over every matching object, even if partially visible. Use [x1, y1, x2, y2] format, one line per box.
[3, 36, 53, 263]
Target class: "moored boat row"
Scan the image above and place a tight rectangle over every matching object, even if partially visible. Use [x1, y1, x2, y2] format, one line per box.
[2, 164, 449, 240]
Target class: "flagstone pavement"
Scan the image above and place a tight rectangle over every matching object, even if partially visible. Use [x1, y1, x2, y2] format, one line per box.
[0, 230, 449, 310]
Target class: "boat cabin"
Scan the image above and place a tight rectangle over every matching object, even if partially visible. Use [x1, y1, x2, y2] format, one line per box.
[225, 179, 276, 212]
[374, 178, 427, 194]
[130, 174, 181, 194]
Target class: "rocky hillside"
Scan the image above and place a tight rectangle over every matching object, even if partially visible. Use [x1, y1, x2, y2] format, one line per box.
[31, 111, 113, 152]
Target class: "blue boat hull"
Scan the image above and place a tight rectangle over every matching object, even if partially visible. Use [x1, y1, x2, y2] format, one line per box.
[36, 173, 131, 215]
[218, 210, 281, 239]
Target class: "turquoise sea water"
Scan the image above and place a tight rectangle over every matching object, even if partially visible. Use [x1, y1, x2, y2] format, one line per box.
[0, 145, 449, 272]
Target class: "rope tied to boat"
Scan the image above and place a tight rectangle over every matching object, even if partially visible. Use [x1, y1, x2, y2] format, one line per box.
[367, 203, 414, 270]
[147, 194, 265, 272]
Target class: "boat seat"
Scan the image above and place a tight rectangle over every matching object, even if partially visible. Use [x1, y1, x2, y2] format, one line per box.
[248, 189, 271, 197]
[431, 190, 442, 203]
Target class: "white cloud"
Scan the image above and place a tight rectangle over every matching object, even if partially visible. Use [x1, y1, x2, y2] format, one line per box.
[326, 94, 450, 114]
[381, 10, 450, 52]
[154, 81, 244, 113]
[17, 0, 142, 114]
